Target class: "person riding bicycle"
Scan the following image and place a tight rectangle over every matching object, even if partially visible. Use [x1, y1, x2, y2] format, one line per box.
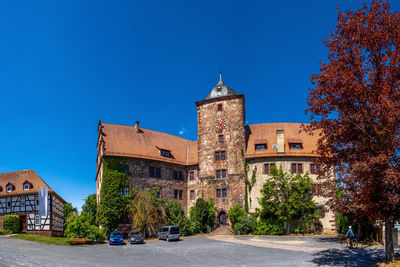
[345, 226, 355, 247]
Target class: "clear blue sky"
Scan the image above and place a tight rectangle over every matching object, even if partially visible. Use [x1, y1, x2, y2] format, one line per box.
[1, 0, 398, 211]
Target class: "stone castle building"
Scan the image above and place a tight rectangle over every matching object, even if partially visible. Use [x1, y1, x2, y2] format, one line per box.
[96, 75, 336, 234]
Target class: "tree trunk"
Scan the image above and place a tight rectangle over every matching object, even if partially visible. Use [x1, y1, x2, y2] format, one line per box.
[284, 222, 290, 235]
[385, 221, 394, 263]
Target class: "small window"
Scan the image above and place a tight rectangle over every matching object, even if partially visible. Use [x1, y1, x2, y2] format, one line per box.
[219, 135, 224, 143]
[161, 150, 171, 157]
[6, 186, 12, 193]
[173, 170, 178, 180]
[120, 188, 123, 196]
[291, 163, 303, 174]
[289, 143, 303, 150]
[178, 171, 183, 180]
[217, 104, 223, 111]
[0, 186, 2, 192]
[174, 190, 178, 199]
[263, 163, 276, 174]
[156, 190, 161, 198]
[221, 151, 226, 160]
[216, 189, 221, 198]
[310, 163, 321, 174]
[255, 144, 267, 151]
[215, 151, 226, 161]
[222, 188, 227, 198]
[174, 190, 183, 200]
[24, 184, 30, 191]
[125, 187, 130, 196]
[216, 169, 227, 179]
[189, 171, 194, 180]
[7, 201, 11, 207]
[149, 167, 161, 178]
[124, 165, 129, 174]
[221, 170, 226, 179]
[190, 190, 195, 200]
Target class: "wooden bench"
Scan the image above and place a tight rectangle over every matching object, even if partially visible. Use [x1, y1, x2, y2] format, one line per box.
[69, 238, 93, 245]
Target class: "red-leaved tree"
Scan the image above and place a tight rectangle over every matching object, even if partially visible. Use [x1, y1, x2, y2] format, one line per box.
[304, 1, 400, 262]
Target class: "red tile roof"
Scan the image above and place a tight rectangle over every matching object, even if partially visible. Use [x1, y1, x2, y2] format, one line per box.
[100, 123, 198, 165]
[245, 123, 320, 158]
[0, 170, 65, 202]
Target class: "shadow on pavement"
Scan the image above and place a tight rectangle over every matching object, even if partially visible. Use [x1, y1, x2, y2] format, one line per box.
[310, 247, 384, 266]
[316, 237, 343, 243]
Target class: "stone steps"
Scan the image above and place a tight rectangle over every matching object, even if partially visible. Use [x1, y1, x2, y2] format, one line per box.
[210, 226, 234, 236]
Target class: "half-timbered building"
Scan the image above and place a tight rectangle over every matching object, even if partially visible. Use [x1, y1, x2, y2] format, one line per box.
[0, 170, 65, 236]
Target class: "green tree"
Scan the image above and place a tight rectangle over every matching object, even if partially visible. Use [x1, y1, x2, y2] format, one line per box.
[97, 157, 130, 236]
[128, 187, 164, 238]
[259, 166, 319, 235]
[228, 204, 246, 228]
[64, 202, 78, 225]
[81, 193, 97, 226]
[164, 200, 192, 236]
[189, 198, 217, 234]
[64, 213, 105, 243]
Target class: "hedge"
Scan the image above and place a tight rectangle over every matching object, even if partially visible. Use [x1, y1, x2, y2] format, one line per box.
[3, 215, 20, 233]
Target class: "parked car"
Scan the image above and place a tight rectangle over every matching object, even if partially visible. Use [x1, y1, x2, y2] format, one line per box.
[129, 231, 144, 244]
[109, 231, 124, 245]
[157, 226, 180, 242]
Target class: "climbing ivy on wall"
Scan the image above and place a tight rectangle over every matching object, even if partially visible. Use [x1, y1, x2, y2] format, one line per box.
[242, 149, 257, 213]
[97, 157, 131, 236]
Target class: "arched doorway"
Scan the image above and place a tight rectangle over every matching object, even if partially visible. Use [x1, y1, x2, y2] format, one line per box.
[218, 211, 227, 226]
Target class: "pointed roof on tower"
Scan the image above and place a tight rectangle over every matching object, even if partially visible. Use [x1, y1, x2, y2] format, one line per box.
[205, 72, 238, 100]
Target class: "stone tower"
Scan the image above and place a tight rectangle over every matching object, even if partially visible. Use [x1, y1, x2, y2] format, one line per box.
[195, 73, 246, 226]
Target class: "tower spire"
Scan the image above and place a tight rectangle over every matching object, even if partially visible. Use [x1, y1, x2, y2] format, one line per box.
[218, 71, 223, 85]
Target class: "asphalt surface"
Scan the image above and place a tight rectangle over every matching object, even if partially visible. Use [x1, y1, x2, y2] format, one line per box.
[0, 235, 388, 267]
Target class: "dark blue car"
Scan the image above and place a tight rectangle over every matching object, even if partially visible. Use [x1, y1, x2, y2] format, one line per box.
[109, 231, 124, 245]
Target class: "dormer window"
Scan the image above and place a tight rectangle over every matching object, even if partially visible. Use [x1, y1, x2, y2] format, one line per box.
[23, 180, 32, 191]
[255, 144, 267, 151]
[0, 186, 2, 192]
[6, 183, 14, 193]
[160, 149, 171, 158]
[289, 143, 303, 150]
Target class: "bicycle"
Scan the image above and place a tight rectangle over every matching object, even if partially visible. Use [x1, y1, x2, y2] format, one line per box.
[341, 236, 359, 248]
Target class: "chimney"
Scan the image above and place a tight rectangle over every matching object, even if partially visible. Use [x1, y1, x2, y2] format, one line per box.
[276, 129, 285, 154]
[135, 121, 140, 133]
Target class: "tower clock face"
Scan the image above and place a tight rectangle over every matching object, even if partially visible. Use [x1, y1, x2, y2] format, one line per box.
[216, 118, 226, 129]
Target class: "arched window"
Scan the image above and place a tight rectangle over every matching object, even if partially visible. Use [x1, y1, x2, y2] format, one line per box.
[6, 185, 12, 192]
[6, 183, 14, 193]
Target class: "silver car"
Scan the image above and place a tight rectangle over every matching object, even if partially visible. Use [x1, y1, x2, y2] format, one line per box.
[157, 226, 180, 242]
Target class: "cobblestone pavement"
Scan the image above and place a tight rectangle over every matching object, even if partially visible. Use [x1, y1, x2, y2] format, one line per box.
[0, 235, 388, 267]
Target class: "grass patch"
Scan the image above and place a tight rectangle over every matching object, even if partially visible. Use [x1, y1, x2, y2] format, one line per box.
[12, 234, 69, 245]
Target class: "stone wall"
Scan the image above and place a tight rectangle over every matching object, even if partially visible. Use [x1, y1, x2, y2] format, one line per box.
[126, 158, 188, 213]
[247, 156, 336, 233]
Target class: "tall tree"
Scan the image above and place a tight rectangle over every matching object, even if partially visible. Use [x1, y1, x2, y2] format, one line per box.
[305, 1, 400, 262]
[64, 202, 78, 225]
[128, 187, 164, 238]
[259, 167, 319, 235]
[81, 194, 97, 226]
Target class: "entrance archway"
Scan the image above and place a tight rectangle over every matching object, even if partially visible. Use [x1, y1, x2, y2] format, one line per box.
[218, 211, 227, 226]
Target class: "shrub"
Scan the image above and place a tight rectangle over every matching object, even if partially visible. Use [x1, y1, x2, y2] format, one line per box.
[0, 229, 12, 235]
[228, 204, 246, 227]
[3, 215, 20, 233]
[233, 216, 257, 235]
[64, 214, 104, 242]
[164, 200, 192, 236]
[189, 198, 217, 234]
[254, 218, 284, 235]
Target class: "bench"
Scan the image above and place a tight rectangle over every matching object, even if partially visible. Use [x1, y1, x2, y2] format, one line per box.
[69, 238, 93, 245]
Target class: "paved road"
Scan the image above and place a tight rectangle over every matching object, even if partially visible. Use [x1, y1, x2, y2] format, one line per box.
[0, 235, 387, 267]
